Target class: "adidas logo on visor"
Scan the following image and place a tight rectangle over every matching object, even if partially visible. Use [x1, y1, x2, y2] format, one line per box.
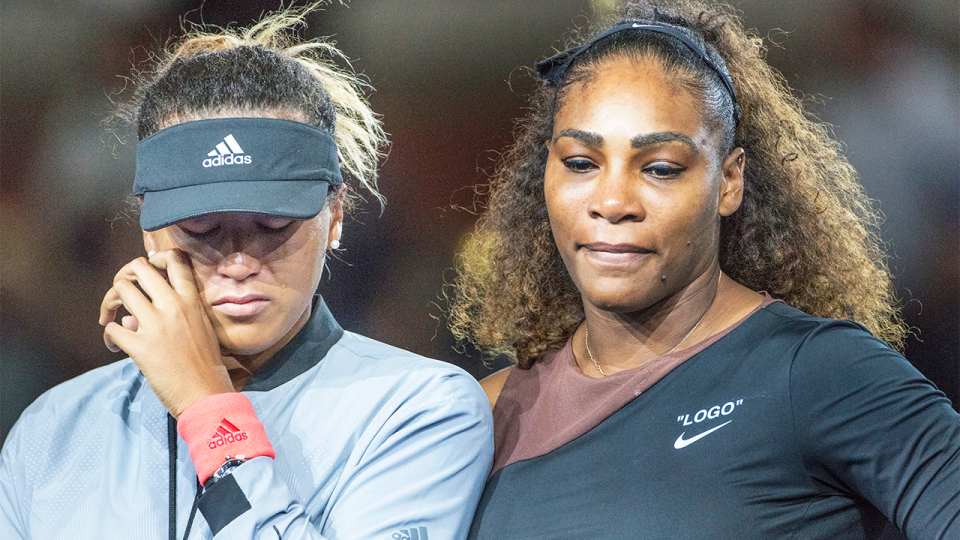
[202, 134, 252, 168]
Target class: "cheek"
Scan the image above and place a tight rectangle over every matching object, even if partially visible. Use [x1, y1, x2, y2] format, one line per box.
[292, 220, 327, 288]
[543, 172, 575, 236]
[144, 229, 178, 252]
[543, 180, 585, 286]
[544, 192, 572, 256]
[660, 189, 720, 258]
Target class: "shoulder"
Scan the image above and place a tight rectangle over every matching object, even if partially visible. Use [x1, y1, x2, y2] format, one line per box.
[306, 333, 494, 456]
[757, 302, 893, 359]
[331, 331, 473, 379]
[13, 359, 143, 426]
[479, 366, 514, 410]
[323, 331, 489, 410]
[751, 305, 953, 422]
[2, 358, 145, 471]
[733, 302, 879, 354]
[747, 301, 833, 334]
[708, 302, 915, 395]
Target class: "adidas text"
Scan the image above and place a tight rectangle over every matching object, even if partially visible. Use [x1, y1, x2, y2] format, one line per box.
[203, 154, 252, 168]
[209, 417, 250, 449]
[203, 134, 251, 168]
[209, 431, 248, 449]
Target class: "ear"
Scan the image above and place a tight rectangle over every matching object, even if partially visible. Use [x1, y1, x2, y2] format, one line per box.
[718, 147, 745, 217]
[326, 186, 345, 247]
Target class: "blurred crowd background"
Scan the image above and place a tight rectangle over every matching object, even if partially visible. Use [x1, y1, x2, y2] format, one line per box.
[2, 0, 957, 440]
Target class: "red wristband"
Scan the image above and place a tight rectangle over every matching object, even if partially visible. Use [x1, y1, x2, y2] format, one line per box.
[177, 393, 275, 485]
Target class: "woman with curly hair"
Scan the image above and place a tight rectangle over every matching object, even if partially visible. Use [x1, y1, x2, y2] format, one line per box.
[452, 1, 959, 538]
[0, 5, 492, 539]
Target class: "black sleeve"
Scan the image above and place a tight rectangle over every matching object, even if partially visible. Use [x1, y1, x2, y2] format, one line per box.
[789, 322, 960, 539]
[198, 474, 252, 536]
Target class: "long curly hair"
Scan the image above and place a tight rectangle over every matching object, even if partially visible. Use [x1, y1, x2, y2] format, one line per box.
[118, 2, 386, 208]
[448, 0, 907, 369]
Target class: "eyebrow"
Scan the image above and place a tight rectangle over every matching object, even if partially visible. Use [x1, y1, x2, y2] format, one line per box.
[553, 129, 700, 157]
[554, 128, 603, 147]
[632, 132, 699, 157]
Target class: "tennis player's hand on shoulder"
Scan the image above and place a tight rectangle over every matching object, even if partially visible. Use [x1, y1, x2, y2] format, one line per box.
[100, 249, 233, 418]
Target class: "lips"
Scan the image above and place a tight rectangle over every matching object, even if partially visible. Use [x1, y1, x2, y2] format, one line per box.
[211, 294, 269, 317]
[581, 242, 653, 265]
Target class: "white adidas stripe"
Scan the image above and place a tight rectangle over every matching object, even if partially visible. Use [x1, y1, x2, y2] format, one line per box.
[207, 134, 245, 157]
[224, 134, 244, 154]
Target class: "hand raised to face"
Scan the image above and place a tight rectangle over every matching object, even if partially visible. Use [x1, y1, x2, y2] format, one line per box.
[100, 249, 233, 418]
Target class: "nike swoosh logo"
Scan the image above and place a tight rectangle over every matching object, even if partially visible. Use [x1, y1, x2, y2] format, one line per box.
[673, 420, 732, 449]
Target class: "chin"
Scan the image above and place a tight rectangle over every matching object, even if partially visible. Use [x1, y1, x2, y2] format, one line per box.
[584, 285, 676, 314]
[216, 327, 280, 357]
[585, 294, 640, 314]
[220, 340, 273, 358]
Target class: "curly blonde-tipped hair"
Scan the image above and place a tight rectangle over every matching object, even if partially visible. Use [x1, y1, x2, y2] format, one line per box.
[448, 0, 907, 369]
[126, 2, 386, 207]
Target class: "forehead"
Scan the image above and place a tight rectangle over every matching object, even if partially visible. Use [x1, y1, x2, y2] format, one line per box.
[554, 56, 717, 149]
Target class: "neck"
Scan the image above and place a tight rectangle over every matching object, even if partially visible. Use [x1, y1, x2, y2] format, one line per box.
[577, 265, 723, 377]
[224, 302, 313, 390]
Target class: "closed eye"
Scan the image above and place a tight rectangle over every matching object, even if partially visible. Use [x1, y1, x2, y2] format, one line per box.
[179, 223, 219, 237]
[561, 157, 597, 172]
[257, 217, 296, 232]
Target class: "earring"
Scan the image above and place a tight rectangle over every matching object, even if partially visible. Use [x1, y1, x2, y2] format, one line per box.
[329, 223, 342, 250]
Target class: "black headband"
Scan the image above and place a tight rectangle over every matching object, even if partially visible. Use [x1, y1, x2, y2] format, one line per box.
[535, 22, 740, 124]
[134, 117, 343, 231]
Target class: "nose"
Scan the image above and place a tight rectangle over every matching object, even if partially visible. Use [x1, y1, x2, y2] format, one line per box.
[217, 250, 262, 281]
[587, 167, 646, 224]
[216, 230, 263, 281]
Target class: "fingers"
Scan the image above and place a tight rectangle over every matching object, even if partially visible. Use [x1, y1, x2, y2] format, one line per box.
[103, 322, 123, 353]
[148, 249, 201, 300]
[103, 316, 139, 353]
[103, 317, 139, 356]
[101, 265, 153, 354]
[112, 251, 197, 314]
[99, 247, 234, 417]
[121, 315, 140, 331]
[99, 250, 201, 352]
[99, 261, 153, 327]
[101, 318, 145, 357]
[99, 286, 122, 327]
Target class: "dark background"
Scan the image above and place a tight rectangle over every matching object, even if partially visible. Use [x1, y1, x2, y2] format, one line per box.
[2, 0, 958, 441]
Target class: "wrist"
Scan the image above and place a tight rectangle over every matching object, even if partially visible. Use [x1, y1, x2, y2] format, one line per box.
[174, 382, 235, 419]
[177, 393, 274, 484]
[206, 456, 248, 487]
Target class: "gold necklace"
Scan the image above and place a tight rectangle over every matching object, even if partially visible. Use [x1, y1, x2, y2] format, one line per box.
[583, 273, 721, 376]
[583, 326, 607, 376]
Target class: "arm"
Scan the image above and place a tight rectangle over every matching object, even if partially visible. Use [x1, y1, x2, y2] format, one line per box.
[196, 374, 494, 539]
[790, 323, 960, 539]
[0, 423, 27, 540]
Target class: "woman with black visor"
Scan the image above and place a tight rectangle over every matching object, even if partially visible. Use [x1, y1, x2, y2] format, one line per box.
[1, 5, 492, 539]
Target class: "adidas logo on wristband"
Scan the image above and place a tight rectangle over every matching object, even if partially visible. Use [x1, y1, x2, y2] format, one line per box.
[208, 418, 249, 449]
[202, 134, 252, 168]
